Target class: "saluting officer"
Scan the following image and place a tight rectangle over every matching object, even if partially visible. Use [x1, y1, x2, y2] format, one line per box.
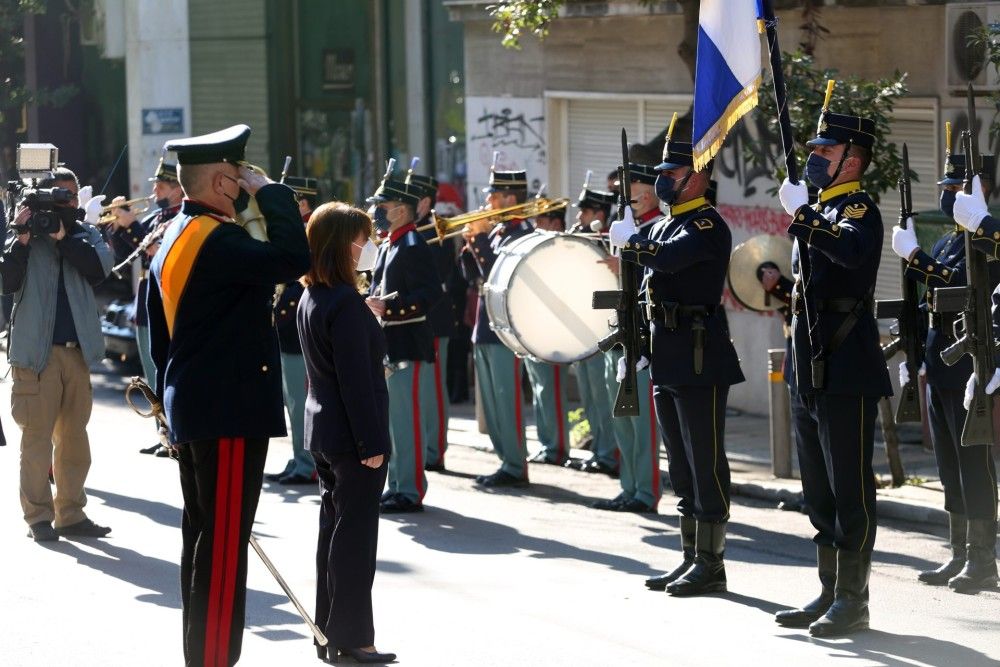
[265, 176, 320, 485]
[611, 121, 744, 596]
[591, 161, 662, 514]
[774, 103, 892, 637]
[410, 171, 454, 473]
[368, 174, 442, 513]
[460, 167, 533, 487]
[567, 177, 620, 477]
[145, 125, 310, 666]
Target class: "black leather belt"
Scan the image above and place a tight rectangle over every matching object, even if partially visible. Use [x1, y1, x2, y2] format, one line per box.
[648, 301, 717, 375]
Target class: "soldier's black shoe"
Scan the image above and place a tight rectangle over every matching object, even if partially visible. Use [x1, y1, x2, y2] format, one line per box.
[919, 513, 967, 586]
[56, 518, 112, 538]
[667, 521, 727, 597]
[155, 446, 172, 458]
[280, 472, 317, 485]
[619, 498, 657, 514]
[646, 515, 696, 591]
[582, 458, 620, 478]
[474, 469, 528, 488]
[380, 493, 424, 514]
[425, 461, 446, 472]
[948, 519, 998, 594]
[139, 443, 162, 455]
[528, 451, 567, 466]
[775, 544, 836, 627]
[590, 492, 629, 511]
[809, 550, 871, 637]
[27, 521, 59, 542]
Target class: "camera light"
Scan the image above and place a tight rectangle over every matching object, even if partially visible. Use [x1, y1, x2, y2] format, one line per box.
[16, 143, 58, 176]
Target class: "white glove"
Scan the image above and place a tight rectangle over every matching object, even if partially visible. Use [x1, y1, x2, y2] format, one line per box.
[987, 368, 1000, 396]
[891, 222, 919, 260]
[898, 361, 910, 387]
[83, 194, 106, 225]
[953, 176, 989, 232]
[77, 185, 93, 210]
[608, 206, 637, 247]
[615, 355, 650, 383]
[964, 373, 977, 410]
[778, 178, 809, 216]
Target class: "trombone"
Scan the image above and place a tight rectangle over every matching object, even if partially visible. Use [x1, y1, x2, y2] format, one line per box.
[419, 197, 570, 244]
[97, 195, 155, 225]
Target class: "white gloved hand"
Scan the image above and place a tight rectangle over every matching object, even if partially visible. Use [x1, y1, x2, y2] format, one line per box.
[953, 176, 989, 232]
[778, 178, 809, 216]
[616, 355, 650, 383]
[919, 362, 927, 377]
[608, 206, 637, 247]
[964, 373, 977, 411]
[986, 368, 1000, 396]
[77, 185, 93, 210]
[899, 361, 910, 387]
[891, 222, 919, 260]
[83, 194, 106, 225]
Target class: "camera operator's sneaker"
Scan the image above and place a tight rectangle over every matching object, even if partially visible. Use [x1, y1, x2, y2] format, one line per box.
[56, 518, 111, 538]
[26, 521, 59, 542]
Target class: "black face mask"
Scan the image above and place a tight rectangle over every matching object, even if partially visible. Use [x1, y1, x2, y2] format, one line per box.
[222, 175, 251, 213]
[156, 197, 172, 210]
[940, 190, 957, 218]
[654, 174, 676, 204]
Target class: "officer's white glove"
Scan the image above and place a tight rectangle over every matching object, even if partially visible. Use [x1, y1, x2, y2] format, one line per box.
[987, 369, 1000, 396]
[953, 176, 989, 232]
[778, 178, 809, 216]
[83, 194, 106, 225]
[615, 355, 649, 382]
[608, 206, 637, 247]
[77, 185, 93, 210]
[891, 222, 919, 260]
[898, 361, 910, 387]
[964, 373, 975, 411]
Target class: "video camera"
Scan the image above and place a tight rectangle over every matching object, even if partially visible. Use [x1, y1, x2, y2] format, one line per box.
[5, 143, 83, 237]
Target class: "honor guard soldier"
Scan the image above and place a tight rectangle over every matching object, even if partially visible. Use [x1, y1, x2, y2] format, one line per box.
[410, 170, 454, 472]
[460, 166, 534, 487]
[567, 175, 620, 476]
[265, 176, 319, 485]
[592, 161, 663, 513]
[611, 119, 744, 596]
[145, 125, 310, 666]
[367, 172, 442, 513]
[774, 100, 892, 636]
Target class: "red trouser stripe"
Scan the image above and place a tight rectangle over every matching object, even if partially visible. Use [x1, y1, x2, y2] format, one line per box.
[204, 437, 244, 667]
[648, 382, 660, 501]
[554, 366, 565, 460]
[433, 338, 446, 460]
[412, 363, 425, 498]
[514, 356, 524, 474]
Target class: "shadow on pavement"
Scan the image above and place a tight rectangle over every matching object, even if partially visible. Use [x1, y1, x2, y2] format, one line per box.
[781, 629, 999, 667]
[88, 487, 180, 529]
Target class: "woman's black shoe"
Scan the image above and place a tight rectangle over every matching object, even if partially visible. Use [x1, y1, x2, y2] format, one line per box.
[331, 647, 397, 663]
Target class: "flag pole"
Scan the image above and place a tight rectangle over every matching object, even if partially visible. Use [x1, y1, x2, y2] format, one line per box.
[760, 0, 799, 184]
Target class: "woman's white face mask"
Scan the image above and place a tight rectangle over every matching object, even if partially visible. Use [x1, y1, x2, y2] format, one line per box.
[353, 239, 378, 272]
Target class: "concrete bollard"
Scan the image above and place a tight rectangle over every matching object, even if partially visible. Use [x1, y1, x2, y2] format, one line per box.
[768, 348, 793, 478]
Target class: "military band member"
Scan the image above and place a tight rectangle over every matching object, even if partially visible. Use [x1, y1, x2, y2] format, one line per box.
[774, 105, 892, 636]
[411, 172, 453, 472]
[460, 168, 533, 487]
[567, 181, 620, 476]
[591, 162, 662, 513]
[145, 125, 310, 666]
[265, 176, 319, 485]
[367, 175, 442, 513]
[612, 126, 744, 595]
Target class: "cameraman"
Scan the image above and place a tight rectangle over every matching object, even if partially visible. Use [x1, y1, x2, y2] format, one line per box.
[1, 167, 114, 542]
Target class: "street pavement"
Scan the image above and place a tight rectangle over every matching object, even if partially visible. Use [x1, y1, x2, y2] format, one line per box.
[2, 363, 999, 667]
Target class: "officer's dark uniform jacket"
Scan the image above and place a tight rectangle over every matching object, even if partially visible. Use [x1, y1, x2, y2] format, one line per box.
[369, 222, 442, 364]
[111, 203, 181, 327]
[621, 197, 745, 388]
[459, 218, 533, 345]
[298, 282, 391, 461]
[420, 219, 457, 339]
[272, 213, 309, 356]
[959, 212, 1000, 358]
[787, 181, 892, 397]
[146, 184, 310, 444]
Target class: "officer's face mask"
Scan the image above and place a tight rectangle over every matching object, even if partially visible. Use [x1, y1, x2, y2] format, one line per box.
[221, 174, 251, 213]
[353, 239, 378, 272]
[654, 173, 676, 204]
[155, 197, 172, 210]
[940, 189, 957, 218]
[371, 205, 392, 233]
[805, 152, 836, 189]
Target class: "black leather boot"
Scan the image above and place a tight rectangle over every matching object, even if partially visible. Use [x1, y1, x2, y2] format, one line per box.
[645, 515, 696, 591]
[775, 544, 836, 628]
[809, 550, 870, 637]
[948, 518, 998, 594]
[918, 513, 966, 585]
[666, 520, 726, 597]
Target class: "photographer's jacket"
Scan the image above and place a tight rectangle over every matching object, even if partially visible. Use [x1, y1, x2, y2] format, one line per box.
[0, 221, 112, 373]
[146, 185, 310, 444]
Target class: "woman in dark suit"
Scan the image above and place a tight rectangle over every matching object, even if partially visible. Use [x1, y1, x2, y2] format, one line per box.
[297, 202, 395, 664]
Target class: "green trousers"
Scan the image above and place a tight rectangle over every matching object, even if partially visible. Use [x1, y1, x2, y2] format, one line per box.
[523, 359, 570, 462]
[386, 362, 429, 502]
[474, 343, 527, 479]
[605, 350, 660, 508]
[422, 337, 450, 467]
[574, 354, 617, 467]
[280, 352, 314, 477]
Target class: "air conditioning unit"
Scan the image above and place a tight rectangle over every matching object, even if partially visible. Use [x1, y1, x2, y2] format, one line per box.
[945, 3, 1000, 91]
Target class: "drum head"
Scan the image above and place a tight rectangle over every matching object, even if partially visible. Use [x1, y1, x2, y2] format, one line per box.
[728, 234, 794, 312]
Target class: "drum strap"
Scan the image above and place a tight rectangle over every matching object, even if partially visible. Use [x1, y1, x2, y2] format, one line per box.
[383, 316, 428, 327]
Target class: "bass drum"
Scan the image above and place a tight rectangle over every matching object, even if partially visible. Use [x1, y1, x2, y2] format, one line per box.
[484, 231, 617, 363]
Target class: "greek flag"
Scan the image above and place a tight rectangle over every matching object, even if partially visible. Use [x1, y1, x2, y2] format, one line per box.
[692, 0, 764, 171]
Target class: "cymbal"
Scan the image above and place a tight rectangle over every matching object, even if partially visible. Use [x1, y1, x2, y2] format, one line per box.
[727, 234, 794, 313]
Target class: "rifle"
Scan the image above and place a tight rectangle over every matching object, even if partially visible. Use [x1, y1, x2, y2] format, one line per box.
[876, 143, 922, 422]
[592, 129, 643, 417]
[933, 83, 996, 447]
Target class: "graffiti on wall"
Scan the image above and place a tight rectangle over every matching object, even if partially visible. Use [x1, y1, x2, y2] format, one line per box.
[465, 96, 546, 205]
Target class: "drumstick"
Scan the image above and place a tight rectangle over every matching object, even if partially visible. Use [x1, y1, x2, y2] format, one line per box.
[381, 291, 399, 301]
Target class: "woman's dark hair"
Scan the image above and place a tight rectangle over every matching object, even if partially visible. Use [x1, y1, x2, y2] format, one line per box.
[302, 202, 373, 288]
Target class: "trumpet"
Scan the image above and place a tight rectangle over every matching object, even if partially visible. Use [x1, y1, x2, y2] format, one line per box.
[418, 197, 570, 244]
[97, 195, 155, 225]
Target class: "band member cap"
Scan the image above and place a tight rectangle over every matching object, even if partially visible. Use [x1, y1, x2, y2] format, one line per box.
[147, 157, 178, 183]
[164, 124, 251, 165]
[284, 176, 319, 196]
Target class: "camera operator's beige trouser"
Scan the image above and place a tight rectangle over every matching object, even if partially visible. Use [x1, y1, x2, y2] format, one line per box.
[13, 345, 93, 528]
